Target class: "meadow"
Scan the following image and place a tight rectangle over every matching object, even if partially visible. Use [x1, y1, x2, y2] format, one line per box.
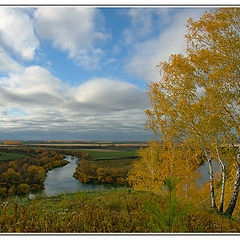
[73, 148, 137, 168]
[0, 152, 26, 161]
[1, 188, 240, 233]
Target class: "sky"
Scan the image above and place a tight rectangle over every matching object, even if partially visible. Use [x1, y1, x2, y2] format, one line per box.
[0, 6, 210, 141]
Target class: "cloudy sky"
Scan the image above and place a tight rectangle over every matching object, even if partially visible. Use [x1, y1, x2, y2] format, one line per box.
[0, 7, 209, 141]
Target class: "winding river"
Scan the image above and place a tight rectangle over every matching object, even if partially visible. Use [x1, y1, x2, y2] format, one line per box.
[35, 155, 120, 197]
[30, 155, 219, 198]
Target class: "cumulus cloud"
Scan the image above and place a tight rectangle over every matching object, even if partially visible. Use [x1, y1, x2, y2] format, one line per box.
[0, 65, 66, 110]
[0, 66, 151, 140]
[74, 78, 148, 110]
[122, 8, 174, 45]
[5, 66, 64, 95]
[0, 47, 23, 73]
[125, 9, 205, 82]
[34, 8, 109, 70]
[0, 7, 169, 141]
[0, 8, 39, 60]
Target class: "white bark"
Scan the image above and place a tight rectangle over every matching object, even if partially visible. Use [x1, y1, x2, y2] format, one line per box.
[224, 146, 240, 217]
[216, 146, 226, 213]
[203, 148, 217, 209]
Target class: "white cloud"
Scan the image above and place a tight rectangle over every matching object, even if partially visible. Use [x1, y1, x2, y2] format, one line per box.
[0, 47, 23, 73]
[74, 78, 148, 110]
[123, 8, 153, 45]
[0, 65, 150, 140]
[34, 7, 109, 70]
[0, 8, 39, 60]
[125, 9, 205, 82]
[0, 65, 66, 111]
[6, 66, 63, 95]
[0, 7, 156, 140]
[122, 8, 173, 45]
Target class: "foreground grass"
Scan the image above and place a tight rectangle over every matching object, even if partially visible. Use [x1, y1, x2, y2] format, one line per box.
[0, 189, 240, 233]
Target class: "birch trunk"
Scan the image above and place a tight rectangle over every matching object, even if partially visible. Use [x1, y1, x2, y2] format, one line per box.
[203, 148, 217, 209]
[208, 158, 217, 209]
[216, 146, 226, 213]
[219, 167, 226, 213]
[224, 149, 240, 217]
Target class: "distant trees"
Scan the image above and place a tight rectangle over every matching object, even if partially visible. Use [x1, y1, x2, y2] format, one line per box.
[129, 8, 240, 217]
[73, 153, 130, 185]
[0, 148, 69, 197]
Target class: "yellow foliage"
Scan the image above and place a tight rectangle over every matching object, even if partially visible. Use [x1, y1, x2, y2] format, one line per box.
[128, 140, 201, 197]
[144, 7, 240, 215]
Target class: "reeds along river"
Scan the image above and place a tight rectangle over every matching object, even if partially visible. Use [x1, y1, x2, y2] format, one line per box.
[40, 155, 119, 197]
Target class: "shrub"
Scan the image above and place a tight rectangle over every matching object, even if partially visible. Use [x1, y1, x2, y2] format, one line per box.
[17, 183, 30, 195]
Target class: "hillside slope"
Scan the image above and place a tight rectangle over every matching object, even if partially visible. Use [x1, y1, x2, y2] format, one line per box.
[0, 189, 240, 233]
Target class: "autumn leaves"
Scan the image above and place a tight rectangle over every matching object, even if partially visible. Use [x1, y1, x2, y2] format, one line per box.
[128, 8, 240, 217]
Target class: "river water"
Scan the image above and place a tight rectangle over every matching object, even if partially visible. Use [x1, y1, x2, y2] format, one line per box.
[31, 155, 219, 198]
[31, 155, 120, 197]
[197, 160, 219, 187]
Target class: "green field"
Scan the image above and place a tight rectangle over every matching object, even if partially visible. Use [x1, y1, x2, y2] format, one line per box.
[0, 152, 26, 161]
[74, 149, 137, 168]
[75, 149, 137, 160]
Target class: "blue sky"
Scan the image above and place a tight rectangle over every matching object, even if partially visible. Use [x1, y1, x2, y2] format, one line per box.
[0, 7, 209, 141]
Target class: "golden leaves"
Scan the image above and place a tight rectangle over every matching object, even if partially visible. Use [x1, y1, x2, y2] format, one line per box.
[139, 8, 240, 211]
[128, 140, 201, 198]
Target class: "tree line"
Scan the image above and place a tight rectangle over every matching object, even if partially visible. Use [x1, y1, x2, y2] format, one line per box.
[73, 153, 129, 185]
[0, 148, 69, 197]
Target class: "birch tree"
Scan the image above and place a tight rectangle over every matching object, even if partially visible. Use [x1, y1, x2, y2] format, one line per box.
[128, 140, 201, 197]
[146, 8, 240, 217]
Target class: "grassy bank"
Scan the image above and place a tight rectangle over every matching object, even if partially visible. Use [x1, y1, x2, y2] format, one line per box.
[0, 188, 240, 233]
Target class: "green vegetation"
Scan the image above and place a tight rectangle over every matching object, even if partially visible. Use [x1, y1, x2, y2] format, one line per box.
[143, 177, 193, 232]
[74, 149, 137, 161]
[73, 149, 137, 185]
[0, 146, 136, 197]
[0, 152, 26, 161]
[0, 148, 70, 197]
[0, 188, 240, 233]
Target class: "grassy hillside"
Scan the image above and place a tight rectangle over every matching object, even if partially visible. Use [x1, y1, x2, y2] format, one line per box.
[0, 189, 239, 233]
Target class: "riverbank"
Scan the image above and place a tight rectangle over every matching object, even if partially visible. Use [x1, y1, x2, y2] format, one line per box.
[0, 145, 136, 198]
[0, 148, 70, 197]
[42, 155, 121, 197]
[72, 149, 137, 185]
[0, 188, 239, 233]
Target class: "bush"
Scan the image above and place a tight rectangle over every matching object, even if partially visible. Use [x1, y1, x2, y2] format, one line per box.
[143, 177, 193, 232]
[0, 187, 7, 197]
[17, 183, 30, 195]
